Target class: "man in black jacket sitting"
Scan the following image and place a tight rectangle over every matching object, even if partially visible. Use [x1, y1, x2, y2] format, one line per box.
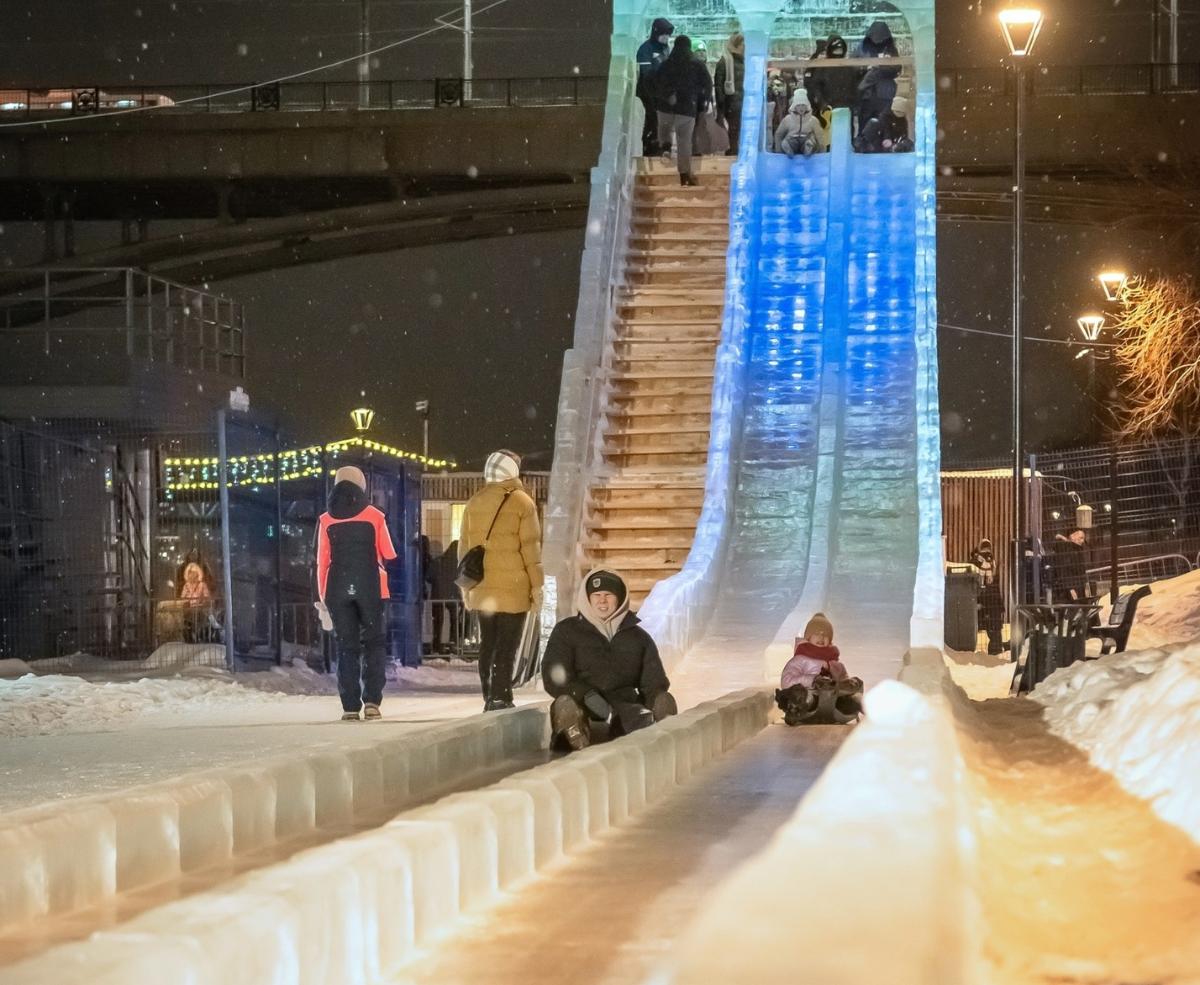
[542, 568, 678, 751]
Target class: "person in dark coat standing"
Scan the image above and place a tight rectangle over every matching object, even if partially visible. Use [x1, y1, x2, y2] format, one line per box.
[430, 539, 460, 654]
[1053, 529, 1090, 601]
[636, 16, 674, 156]
[542, 568, 677, 751]
[315, 465, 397, 721]
[805, 33, 858, 111]
[653, 35, 713, 186]
[713, 32, 744, 156]
[854, 20, 901, 133]
[970, 538, 1005, 654]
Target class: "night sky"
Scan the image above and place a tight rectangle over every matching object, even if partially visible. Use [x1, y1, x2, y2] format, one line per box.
[2, 0, 1195, 467]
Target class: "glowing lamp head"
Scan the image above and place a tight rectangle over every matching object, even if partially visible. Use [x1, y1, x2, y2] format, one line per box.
[998, 8, 1044, 57]
[1098, 270, 1129, 302]
[1077, 314, 1106, 342]
[351, 407, 375, 432]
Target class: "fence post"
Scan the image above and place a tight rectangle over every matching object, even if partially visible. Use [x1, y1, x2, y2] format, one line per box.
[1109, 444, 1119, 602]
[1029, 452, 1042, 603]
[273, 428, 284, 666]
[217, 409, 236, 671]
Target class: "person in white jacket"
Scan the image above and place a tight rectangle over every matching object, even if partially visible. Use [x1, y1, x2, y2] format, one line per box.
[774, 90, 822, 158]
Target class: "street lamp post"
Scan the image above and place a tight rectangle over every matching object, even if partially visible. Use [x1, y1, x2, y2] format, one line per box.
[998, 7, 1043, 647]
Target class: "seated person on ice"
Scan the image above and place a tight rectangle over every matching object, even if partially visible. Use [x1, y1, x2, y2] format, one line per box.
[775, 612, 862, 726]
[542, 568, 678, 751]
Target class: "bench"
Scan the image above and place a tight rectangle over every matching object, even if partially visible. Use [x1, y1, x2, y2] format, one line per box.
[1087, 585, 1152, 655]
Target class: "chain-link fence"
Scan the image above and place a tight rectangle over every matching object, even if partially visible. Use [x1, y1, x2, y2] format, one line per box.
[2, 412, 424, 673]
[944, 435, 1200, 607]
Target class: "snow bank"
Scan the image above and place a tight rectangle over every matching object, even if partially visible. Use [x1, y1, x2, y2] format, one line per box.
[1031, 642, 1200, 842]
[0, 659, 32, 679]
[3, 690, 773, 984]
[0, 658, 478, 738]
[1124, 567, 1200, 649]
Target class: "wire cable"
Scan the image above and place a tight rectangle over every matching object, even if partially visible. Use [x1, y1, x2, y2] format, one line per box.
[0, 0, 515, 129]
[939, 322, 1116, 348]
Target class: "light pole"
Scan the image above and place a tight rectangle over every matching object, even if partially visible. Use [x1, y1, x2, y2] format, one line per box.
[998, 7, 1043, 646]
[415, 399, 430, 461]
[358, 0, 371, 109]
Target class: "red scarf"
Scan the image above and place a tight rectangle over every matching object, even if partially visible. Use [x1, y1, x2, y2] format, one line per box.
[793, 641, 841, 662]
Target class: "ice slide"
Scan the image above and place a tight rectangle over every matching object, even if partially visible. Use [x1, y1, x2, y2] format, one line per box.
[631, 16, 941, 690]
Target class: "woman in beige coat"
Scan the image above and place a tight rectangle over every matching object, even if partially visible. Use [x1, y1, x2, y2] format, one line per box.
[459, 449, 544, 709]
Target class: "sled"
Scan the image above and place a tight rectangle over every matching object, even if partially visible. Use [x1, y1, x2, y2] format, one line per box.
[776, 675, 864, 726]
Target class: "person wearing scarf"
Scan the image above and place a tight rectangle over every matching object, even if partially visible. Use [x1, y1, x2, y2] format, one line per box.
[542, 568, 676, 751]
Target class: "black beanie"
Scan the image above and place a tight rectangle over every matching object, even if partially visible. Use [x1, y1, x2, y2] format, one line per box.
[585, 570, 626, 607]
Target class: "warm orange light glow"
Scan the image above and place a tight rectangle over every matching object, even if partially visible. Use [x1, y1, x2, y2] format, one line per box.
[1098, 270, 1130, 302]
[998, 8, 1044, 56]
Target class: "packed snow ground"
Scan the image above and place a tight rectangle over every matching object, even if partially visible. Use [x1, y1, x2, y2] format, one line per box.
[0, 652, 532, 814]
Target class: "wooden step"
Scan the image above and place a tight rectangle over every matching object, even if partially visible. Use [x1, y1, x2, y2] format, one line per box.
[580, 545, 693, 566]
[607, 410, 712, 431]
[590, 485, 705, 506]
[614, 322, 721, 341]
[608, 369, 715, 382]
[602, 450, 710, 468]
[585, 511, 702, 531]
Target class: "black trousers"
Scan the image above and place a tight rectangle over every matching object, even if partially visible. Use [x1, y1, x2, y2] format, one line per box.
[431, 601, 458, 650]
[329, 594, 386, 712]
[476, 611, 525, 704]
[639, 94, 659, 155]
[724, 106, 742, 156]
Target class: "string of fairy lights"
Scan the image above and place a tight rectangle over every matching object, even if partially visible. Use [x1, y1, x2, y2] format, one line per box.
[162, 436, 454, 496]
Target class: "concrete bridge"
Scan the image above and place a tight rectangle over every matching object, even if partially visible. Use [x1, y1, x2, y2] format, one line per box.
[0, 66, 1196, 282]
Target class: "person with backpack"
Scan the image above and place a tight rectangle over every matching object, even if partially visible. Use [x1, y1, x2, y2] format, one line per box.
[315, 465, 397, 721]
[458, 449, 543, 711]
[653, 35, 714, 186]
[713, 32, 744, 157]
[636, 17, 674, 156]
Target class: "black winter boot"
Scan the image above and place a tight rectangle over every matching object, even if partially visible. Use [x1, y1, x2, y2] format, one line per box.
[551, 695, 590, 752]
[651, 691, 678, 721]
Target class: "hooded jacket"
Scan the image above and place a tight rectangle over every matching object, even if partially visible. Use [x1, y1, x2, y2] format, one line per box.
[316, 479, 397, 602]
[653, 39, 713, 117]
[542, 569, 670, 708]
[774, 91, 822, 156]
[856, 20, 899, 58]
[804, 33, 859, 109]
[636, 17, 674, 80]
[458, 476, 543, 614]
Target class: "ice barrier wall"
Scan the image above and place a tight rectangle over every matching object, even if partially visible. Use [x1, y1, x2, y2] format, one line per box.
[639, 0, 942, 674]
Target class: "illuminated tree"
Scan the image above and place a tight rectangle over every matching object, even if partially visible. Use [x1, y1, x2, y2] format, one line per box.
[1110, 275, 1200, 525]
[1110, 275, 1200, 440]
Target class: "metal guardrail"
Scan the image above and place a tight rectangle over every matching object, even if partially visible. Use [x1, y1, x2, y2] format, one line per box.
[940, 62, 1200, 98]
[0, 76, 608, 117]
[0, 267, 245, 380]
[1086, 553, 1194, 589]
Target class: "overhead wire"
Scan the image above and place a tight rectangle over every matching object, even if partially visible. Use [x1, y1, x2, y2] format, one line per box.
[0, 0, 516, 129]
[939, 322, 1116, 347]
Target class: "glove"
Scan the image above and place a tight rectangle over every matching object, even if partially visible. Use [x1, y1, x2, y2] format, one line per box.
[582, 689, 612, 723]
[313, 600, 333, 632]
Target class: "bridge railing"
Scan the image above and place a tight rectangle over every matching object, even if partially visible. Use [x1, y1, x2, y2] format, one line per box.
[941, 61, 1200, 98]
[0, 268, 245, 384]
[0, 76, 609, 116]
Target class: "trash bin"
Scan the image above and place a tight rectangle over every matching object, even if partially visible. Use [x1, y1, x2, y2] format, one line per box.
[1016, 603, 1098, 692]
[944, 565, 981, 652]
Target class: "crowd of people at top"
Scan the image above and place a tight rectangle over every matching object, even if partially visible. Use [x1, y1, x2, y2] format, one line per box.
[634, 15, 913, 181]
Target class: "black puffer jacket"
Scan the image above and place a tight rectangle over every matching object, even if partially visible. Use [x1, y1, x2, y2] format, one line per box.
[653, 46, 713, 117]
[542, 611, 670, 708]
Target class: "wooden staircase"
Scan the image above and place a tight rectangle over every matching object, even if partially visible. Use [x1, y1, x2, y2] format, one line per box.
[580, 156, 732, 609]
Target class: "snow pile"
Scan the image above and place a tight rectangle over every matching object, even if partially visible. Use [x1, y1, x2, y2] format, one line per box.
[1031, 642, 1200, 842]
[0, 659, 480, 738]
[1124, 567, 1200, 649]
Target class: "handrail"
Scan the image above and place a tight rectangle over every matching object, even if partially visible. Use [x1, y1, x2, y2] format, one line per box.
[0, 76, 609, 117]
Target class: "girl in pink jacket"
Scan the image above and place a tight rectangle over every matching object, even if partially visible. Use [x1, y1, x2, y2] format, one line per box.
[780, 612, 848, 690]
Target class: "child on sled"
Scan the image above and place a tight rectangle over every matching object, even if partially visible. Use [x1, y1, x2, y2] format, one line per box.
[775, 612, 863, 725]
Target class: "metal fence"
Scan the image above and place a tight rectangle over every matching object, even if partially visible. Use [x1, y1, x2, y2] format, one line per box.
[2, 413, 425, 673]
[0, 76, 608, 117]
[944, 435, 1200, 604]
[940, 61, 1200, 98]
[0, 268, 246, 386]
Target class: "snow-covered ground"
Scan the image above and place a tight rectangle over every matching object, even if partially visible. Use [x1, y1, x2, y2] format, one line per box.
[1123, 566, 1200, 649]
[0, 652, 537, 815]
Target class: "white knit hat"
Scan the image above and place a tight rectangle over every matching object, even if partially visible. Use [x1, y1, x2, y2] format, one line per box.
[483, 449, 521, 483]
[333, 465, 367, 490]
[890, 95, 910, 118]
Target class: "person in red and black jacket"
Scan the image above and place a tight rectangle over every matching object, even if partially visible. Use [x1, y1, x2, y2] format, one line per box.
[315, 465, 397, 721]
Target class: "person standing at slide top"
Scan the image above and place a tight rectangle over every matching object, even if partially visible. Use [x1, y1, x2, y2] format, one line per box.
[459, 449, 544, 711]
[315, 465, 397, 721]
